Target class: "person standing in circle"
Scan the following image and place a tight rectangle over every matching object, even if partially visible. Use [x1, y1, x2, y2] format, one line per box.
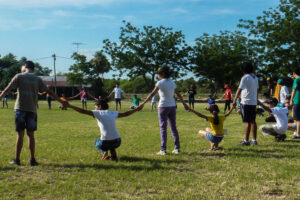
[222, 84, 232, 113]
[187, 84, 196, 110]
[108, 84, 125, 111]
[80, 88, 88, 110]
[137, 67, 189, 155]
[290, 68, 300, 139]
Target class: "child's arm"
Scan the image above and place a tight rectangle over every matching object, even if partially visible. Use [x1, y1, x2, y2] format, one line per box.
[38, 92, 46, 95]
[68, 93, 81, 100]
[190, 109, 208, 120]
[0, 84, 13, 100]
[86, 91, 97, 100]
[232, 88, 242, 108]
[139, 87, 159, 107]
[225, 107, 234, 117]
[257, 100, 271, 113]
[66, 102, 94, 116]
[118, 105, 143, 118]
[175, 89, 189, 110]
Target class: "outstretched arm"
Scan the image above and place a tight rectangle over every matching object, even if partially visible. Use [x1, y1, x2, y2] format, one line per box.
[87, 91, 97, 100]
[66, 102, 94, 116]
[118, 105, 143, 118]
[232, 88, 241, 107]
[139, 87, 159, 106]
[225, 107, 234, 117]
[0, 84, 13, 100]
[68, 93, 81, 100]
[257, 100, 271, 113]
[107, 90, 114, 99]
[175, 89, 189, 110]
[190, 109, 208, 120]
[45, 89, 67, 106]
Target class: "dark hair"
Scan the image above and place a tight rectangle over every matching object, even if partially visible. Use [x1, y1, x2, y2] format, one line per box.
[293, 68, 300, 76]
[95, 99, 109, 110]
[209, 104, 220, 125]
[240, 61, 254, 74]
[23, 61, 35, 70]
[157, 67, 171, 78]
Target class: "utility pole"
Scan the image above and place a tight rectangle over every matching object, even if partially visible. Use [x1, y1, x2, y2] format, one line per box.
[52, 54, 57, 94]
[72, 42, 84, 53]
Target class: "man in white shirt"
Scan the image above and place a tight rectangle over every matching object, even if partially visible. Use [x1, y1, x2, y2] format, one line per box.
[258, 98, 289, 141]
[233, 61, 259, 145]
[278, 79, 289, 105]
[108, 84, 125, 111]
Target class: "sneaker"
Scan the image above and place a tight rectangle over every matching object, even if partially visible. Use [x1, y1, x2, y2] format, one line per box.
[172, 149, 180, 154]
[156, 150, 167, 155]
[250, 140, 258, 145]
[275, 135, 286, 142]
[30, 158, 39, 166]
[9, 159, 20, 166]
[237, 140, 250, 146]
[292, 135, 300, 139]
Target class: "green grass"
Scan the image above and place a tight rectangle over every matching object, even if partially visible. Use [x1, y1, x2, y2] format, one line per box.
[0, 100, 300, 200]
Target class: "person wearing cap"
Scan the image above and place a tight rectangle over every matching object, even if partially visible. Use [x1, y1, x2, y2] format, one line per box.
[137, 67, 189, 155]
[0, 61, 67, 166]
[278, 78, 290, 106]
[187, 84, 196, 110]
[221, 84, 232, 113]
[258, 98, 289, 141]
[289, 68, 300, 139]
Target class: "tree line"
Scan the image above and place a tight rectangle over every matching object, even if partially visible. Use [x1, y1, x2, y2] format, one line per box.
[1, 0, 298, 96]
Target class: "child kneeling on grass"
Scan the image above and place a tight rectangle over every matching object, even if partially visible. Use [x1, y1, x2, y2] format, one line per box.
[65, 99, 142, 161]
[258, 98, 289, 142]
[190, 104, 233, 150]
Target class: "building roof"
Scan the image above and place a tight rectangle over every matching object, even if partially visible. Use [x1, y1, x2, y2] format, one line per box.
[39, 76, 91, 87]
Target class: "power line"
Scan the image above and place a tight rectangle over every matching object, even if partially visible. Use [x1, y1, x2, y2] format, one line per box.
[72, 42, 85, 53]
[33, 56, 52, 61]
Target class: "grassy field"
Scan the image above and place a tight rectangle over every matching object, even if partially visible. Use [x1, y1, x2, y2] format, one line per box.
[0, 100, 300, 200]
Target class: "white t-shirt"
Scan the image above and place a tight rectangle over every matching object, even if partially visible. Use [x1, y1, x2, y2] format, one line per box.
[92, 110, 121, 140]
[270, 107, 288, 134]
[279, 86, 289, 104]
[113, 88, 123, 99]
[156, 79, 176, 108]
[238, 74, 259, 105]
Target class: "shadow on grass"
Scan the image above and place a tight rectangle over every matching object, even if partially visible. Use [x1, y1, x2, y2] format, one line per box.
[43, 162, 174, 171]
[0, 167, 16, 171]
[119, 156, 187, 164]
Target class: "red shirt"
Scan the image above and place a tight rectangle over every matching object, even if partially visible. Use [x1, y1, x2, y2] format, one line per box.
[225, 89, 232, 100]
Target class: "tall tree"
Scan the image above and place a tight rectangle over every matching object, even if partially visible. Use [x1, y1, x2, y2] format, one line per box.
[103, 21, 192, 91]
[238, 0, 300, 77]
[192, 31, 256, 92]
[67, 51, 111, 96]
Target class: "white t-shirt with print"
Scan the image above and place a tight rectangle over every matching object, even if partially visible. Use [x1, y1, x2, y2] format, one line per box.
[156, 79, 176, 108]
[238, 74, 259, 105]
[280, 86, 289, 104]
[92, 110, 121, 140]
[270, 107, 288, 134]
[113, 88, 123, 99]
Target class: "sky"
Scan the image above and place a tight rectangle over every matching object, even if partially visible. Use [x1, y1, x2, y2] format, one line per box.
[0, 0, 280, 78]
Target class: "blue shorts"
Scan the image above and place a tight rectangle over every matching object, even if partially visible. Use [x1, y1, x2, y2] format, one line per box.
[2, 97, 7, 101]
[94, 138, 121, 153]
[81, 98, 87, 102]
[206, 132, 223, 143]
[15, 110, 37, 132]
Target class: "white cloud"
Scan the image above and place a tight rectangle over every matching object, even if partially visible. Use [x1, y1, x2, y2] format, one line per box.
[52, 10, 71, 17]
[172, 8, 188, 14]
[0, 17, 54, 31]
[210, 9, 238, 15]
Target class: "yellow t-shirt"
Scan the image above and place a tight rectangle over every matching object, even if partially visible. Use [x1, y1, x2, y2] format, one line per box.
[207, 115, 226, 136]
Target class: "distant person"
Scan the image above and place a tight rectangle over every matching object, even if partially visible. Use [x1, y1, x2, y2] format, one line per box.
[0, 61, 66, 166]
[205, 95, 215, 111]
[289, 68, 300, 139]
[130, 94, 141, 109]
[0, 90, 8, 108]
[278, 79, 289, 107]
[222, 84, 232, 113]
[80, 88, 88, 110]
[137, 67, 189, 155]
[151, 93, 159, 112]
[187, 84, 196, 110]
[108, 84, 125, 111]
[65, 99, 142, 161]
[190, 104, 234, 150]
[266, 77, 274, 96]
[258, 98, 288, 142]
[233, 61, 259, 146]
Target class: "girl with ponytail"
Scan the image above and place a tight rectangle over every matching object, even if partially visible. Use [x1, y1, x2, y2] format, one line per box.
[190, 104, 234, 150]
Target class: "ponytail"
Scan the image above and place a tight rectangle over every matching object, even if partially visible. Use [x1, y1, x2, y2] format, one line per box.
[213, 112, 219, 125]
[209, 104, 220, 125]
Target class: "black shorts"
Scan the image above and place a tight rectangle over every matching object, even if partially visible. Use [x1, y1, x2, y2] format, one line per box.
[293, 104, 300, 121]
[115, 98, 121, 104]
[240, 104, 257, 123]
[188, 97, 195, 104]
[15, 110, 37, 132]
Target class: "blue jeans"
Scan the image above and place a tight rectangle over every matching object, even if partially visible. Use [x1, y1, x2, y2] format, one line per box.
[94, 138, 121, 153]
[206, 132, 223, 143]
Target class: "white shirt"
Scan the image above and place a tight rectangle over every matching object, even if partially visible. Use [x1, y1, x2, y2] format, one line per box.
[270, 107, 288, 134]
[156, 79, 176, 108]
[113, 88, 123, 99]
[92, 110, 121, 140]
[238, 74, 259, 105]
[279, 86, 289, 104]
